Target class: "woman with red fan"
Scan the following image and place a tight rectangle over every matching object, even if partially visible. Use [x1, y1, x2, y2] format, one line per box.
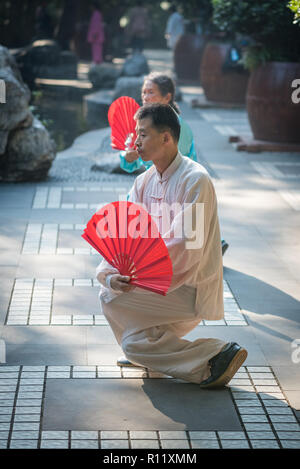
[108, 73, 229, 257]
[119, 72, 197, 173]
[96, 103, 247, 389]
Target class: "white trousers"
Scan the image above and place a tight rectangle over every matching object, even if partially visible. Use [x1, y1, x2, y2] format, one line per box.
[101, 285, 226, 384]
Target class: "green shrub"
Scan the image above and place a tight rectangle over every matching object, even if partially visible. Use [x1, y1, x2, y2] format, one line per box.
[212, 0, 300, 69]
[288, 0, 300, 24]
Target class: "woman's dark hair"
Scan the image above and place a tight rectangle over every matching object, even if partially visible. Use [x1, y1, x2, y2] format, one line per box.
[135, 103, 180, 142]
[143, 72, 180, 114]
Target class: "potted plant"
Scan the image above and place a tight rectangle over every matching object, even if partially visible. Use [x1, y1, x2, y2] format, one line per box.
[212, 0, 300, 144]
[180, 0, 249, 104]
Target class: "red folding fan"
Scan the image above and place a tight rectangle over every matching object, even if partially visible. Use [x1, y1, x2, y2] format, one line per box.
[82, 201, 173, 295]
[108, 96, 140, 151]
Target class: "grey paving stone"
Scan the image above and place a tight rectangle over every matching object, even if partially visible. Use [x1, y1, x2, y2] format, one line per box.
[10, 440, 38, 449]
[244, 423, 272, 432]
[0, 393, 15, 400]
[280, 440, 300, 449]
[218, 431, 246, 439]
[101, 431, 128, 439]
[0, 423, 10, 430]
[276, 432, 300, 440]
[191, 439, 220, 449]
[18, 385, 43, 393]
[101, 440, 129, 449]
[241, 415, 269, 423]
[0, 373, 19, 379]
[129, 431, 157, 439]
[6, 344, 87, 366]
[159, 431, 188, 439]
[266, 407, 294, 415]
[238, 407, 266, 415]
[0, 415, 11, 422]
[269, 415, 298, 423]
[14, 414, 40, 422]
[52, 285, 99, 316]
[42, 378, 242, 431]
[41, 440, 69, 449]
[16, 399, 43, 407]
[188, 431, 217, 439]
[17, 392, 43, 399]
[14, 407, 41, 414]
[273, 423, 300, 431]
[13, 423, 40, 431]
[250, 440, 279, 449]
[131, 440, 160, 449]
[264, 400, 289, 408]
[221, 440, 250, 449]
[11, 431, 39, 439]
[42, 431, 69, 439]
[235, 399, 262, 407]
[0, 400, 14, 407]
[160, 440, 190, 449]
[71, 440, 99, 449]
[71, 431, 98, 439]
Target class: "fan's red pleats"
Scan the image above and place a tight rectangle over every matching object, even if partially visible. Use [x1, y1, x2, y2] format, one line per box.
[108, 97, 140, 151]
[82, 201, 173, 295]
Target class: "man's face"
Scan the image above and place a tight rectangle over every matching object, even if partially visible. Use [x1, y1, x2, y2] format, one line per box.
[134, 117, 164, 161]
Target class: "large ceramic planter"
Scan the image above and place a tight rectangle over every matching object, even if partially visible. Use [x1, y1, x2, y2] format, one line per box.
[200, 42, 249, 104]
[246, 61, 300, 143]
[174, 33, 206, 82]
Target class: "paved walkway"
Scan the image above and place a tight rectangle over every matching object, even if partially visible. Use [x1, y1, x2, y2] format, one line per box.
[0, 49, 300, 452]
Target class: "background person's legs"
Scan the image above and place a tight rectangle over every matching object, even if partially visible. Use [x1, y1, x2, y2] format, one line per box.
[91, 42, 103, 64]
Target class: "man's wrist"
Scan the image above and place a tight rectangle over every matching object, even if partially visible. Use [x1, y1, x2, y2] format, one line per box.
[105, 274, 115, 289]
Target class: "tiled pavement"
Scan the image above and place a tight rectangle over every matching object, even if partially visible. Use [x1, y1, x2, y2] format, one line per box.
[1, 50, 300, 453]
[0, 365, 299, 449]
[5, 276, 246, 326]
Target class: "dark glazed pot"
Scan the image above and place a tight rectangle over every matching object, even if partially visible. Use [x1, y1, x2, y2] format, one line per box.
[247, 61, 300, 143]
[200, 42, 249, 104]
[174, 33, 206, 81]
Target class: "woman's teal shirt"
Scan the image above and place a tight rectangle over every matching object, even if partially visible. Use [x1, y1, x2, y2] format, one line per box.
[119, 115, 197, 173]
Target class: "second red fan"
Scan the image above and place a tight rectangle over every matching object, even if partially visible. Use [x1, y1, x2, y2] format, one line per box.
[108, 96, 140, 151]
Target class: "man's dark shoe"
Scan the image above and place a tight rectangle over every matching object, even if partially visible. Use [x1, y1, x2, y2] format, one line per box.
[199, 342, 248, 389]
[222, 239, 229, 256]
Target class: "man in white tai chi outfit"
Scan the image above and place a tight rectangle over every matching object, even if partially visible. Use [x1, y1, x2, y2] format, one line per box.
[96, 103, 247, 388]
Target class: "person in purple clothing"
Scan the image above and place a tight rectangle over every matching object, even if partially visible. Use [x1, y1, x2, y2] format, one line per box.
[87, 1, 105, 65]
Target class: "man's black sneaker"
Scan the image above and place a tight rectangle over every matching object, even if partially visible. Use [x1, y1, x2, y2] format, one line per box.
[199, 342, 248, 389]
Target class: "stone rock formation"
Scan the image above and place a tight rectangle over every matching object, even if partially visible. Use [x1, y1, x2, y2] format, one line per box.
[12, 39, 78, 89]
[0, 45, 56, 182]
[88, 63, 121, 90]
[121, 51, 149, 77]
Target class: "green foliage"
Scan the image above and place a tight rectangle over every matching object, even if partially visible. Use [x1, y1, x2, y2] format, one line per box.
[212, 0, 300, 68]
[241, 45, 272, 72]
[288, 0, 300, 24]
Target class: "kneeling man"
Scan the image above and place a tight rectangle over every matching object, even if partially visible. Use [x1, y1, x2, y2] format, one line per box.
[96, 103, 247, 388]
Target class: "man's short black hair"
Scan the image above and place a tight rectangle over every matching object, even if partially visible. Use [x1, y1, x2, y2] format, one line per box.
[135, 103, 180, 142]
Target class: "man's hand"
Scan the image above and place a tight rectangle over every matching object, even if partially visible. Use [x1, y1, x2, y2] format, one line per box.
[110, 274, 136, 293]
[125, 150, 139, 163]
